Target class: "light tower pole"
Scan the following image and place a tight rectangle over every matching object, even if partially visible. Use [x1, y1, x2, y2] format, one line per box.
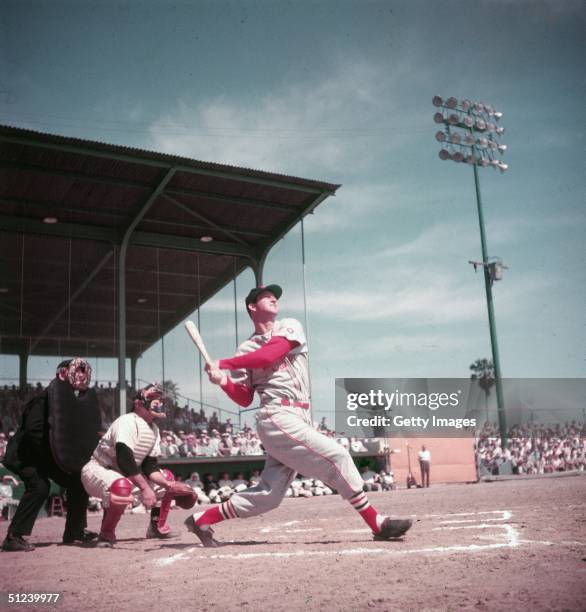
[433, 95, 509, 448]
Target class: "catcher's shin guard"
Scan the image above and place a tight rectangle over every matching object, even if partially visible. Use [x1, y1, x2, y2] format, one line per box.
[99, 504, 126, 544]
[147, 497, 173, 538]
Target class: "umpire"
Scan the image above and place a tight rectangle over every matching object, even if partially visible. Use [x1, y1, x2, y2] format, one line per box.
[2, 359, 101, 552]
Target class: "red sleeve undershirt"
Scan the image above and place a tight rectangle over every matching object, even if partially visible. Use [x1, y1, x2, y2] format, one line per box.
[218, 336, 299, 407]
[219, 336, 298, 371]
[220, 377, 255, 407]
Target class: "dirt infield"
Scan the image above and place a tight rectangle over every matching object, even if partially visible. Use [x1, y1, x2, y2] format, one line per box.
[1, 476, 584, 611]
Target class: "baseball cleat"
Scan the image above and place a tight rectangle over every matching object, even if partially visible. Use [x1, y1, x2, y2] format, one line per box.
[62, 529, 99, 545]
[94, 535, 115, 548]
[373, 517, 413, 540]
[184, 515, 220, 548]
[146, 522, 177, 539]
[2, 534, 35, 552]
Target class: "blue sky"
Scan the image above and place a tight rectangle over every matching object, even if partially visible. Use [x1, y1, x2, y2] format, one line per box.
[1, 0, 584, 426]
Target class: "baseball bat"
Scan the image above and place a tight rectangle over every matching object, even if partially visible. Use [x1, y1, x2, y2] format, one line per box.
[184, 320, 214, 367]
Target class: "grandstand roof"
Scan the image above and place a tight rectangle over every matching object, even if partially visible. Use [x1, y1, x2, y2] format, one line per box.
[0, 125, 339, 360]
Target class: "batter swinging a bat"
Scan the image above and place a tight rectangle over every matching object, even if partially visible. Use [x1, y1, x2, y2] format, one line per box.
[185, 284, 412, 547]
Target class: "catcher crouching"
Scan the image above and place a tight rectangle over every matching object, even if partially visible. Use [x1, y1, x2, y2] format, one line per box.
[81, 383, 196, 548]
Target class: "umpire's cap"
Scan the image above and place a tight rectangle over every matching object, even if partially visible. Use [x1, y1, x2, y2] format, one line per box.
[245, 284, 282, 309]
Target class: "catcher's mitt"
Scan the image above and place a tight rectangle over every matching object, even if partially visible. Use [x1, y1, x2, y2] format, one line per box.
[168, 481, 197, 509]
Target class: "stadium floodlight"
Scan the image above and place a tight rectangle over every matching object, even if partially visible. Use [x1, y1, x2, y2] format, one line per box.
[431, 94, 510, 449]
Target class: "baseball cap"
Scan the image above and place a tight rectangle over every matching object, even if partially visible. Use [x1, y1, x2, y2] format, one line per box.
[245, 284, 282, 309]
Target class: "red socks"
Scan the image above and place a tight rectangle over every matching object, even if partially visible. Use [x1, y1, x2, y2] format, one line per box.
[349, 491, 383, 533]
[194, 500, 238, 527]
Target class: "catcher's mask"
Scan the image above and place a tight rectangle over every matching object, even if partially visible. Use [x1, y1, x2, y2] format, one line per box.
[61, 357, 92, 391]
[136, 383, 166, 414]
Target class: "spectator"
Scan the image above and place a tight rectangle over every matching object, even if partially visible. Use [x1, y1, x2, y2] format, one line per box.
[232, 472, 249, 491]
[245, 433, 263, 455]
[360, 465, 382, 492]
[208, 431, 221, 456]
[418, 445, 431, 488]
[249, 469, 261, 486]
[379, 470, 396, 491]
[350, 437, 367, 453]
[217, 433, 233, 457]
[203, 473, 219, 498]
[217, 472, 234, 489]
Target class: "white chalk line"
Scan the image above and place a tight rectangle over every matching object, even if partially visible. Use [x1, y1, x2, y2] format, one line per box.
[155, 513, 524, 567]
[155, 509, 584, 567]
[438, 511, 512, 524]
[155, 524, 521, 565]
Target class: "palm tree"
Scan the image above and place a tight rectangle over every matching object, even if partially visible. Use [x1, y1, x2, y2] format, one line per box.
[162, 379, 180, 405]
[470, 358, 495, 424]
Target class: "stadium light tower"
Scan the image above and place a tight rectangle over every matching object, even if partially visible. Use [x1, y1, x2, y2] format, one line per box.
[432, 95, 509, 448]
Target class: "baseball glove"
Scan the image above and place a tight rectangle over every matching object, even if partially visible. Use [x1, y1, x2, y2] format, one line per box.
[168, 481, 197, 509]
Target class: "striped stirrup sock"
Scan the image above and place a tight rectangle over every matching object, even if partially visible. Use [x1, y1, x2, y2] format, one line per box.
[349, 491, 383, 533]
[194, 499, 238, 527]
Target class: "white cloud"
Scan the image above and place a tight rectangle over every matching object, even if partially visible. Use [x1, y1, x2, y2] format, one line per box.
[146, 58, 416, 180]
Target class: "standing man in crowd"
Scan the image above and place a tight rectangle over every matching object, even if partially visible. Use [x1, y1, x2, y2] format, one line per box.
[2, 359, 101, 552]
[418, 444, 431, 488]
[185, 284, 412, 547]
[81, 383, 196, 547]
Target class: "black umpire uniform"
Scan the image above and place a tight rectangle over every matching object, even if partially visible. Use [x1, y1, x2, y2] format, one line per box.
[2, 360, 101, 552]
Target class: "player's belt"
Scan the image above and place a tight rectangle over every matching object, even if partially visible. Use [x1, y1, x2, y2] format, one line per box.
[281, 398, 310, 409]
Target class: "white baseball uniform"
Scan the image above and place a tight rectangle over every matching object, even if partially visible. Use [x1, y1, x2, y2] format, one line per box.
[81, 412, 162, 507]
[222, 318, 364, 520]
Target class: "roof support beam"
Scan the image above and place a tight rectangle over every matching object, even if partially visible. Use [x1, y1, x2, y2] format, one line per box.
[161, 193, 249, 246]
[254, 190, 333, 278]
[164, 187, 299, 212]
[118, 167, 177, 414]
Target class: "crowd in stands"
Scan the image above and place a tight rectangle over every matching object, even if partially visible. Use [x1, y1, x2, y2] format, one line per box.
[476, 421, 586, 475]
[0, 383, 379, 461]
[2, 384, 585, 483]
